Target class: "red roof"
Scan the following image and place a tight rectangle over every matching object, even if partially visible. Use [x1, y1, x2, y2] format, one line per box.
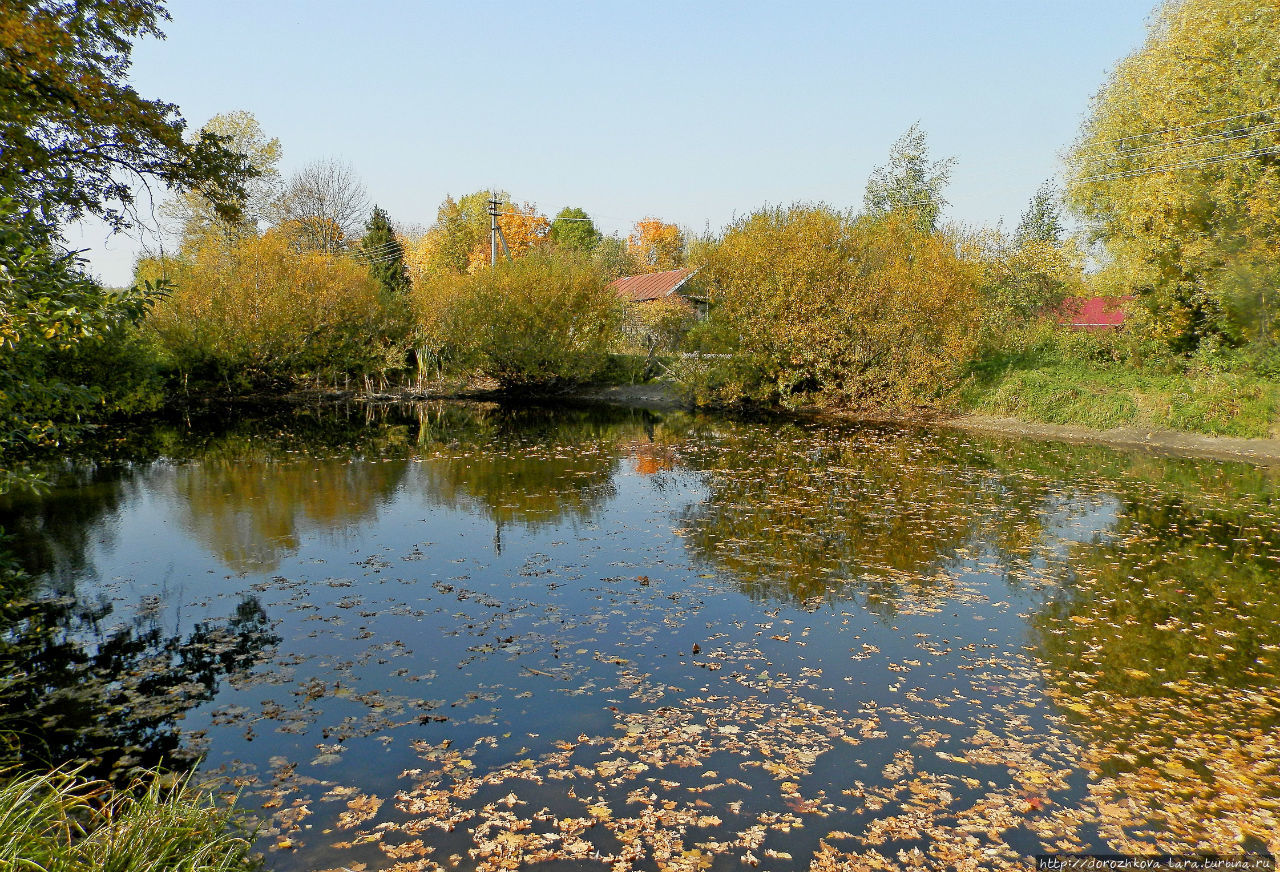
[1059, 296, 1132, 329]
[609, 268, 694, 303]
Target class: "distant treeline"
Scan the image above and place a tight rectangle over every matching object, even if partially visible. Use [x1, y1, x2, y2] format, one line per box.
[4, 0, 1279, 493]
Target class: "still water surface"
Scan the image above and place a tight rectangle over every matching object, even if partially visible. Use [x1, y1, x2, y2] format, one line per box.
[2, 401, 1278, 871]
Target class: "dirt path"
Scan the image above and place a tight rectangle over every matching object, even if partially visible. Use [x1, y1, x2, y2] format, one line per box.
[577, 385, 1280, 465]
[942, 414, 1280, 466]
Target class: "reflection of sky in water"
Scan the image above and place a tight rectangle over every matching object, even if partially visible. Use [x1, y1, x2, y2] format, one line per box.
[4, 405, 1280, 869]
[1039, 492, 1120, 546]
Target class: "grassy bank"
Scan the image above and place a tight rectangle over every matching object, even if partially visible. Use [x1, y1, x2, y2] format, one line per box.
[0, 767, 258, 872]
[961, 358, 1280, 439]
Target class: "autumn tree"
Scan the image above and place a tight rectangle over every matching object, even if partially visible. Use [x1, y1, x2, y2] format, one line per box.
[862, 123, 955, 232]
[428, 251, 622, 390]
[970, 182, 1082, 332]
[273, 158, 369, 253]
[161, 110, 282, 249]
[409, 191, 494, 278]
[590, 236, 639, 282]
[627, 218, 685, 272]
[697, 205, 981, 410]
[408, 190, 549, 279]
[471, 202, 549, 271]
[973, 228, 1084, 332]
[146, 230, 403, 390]
[0, 0, 253, 486]
[0, 0, 252, 233]
[359, 206, 410, 296]
[1065, 0, 1280, 351]
[549, 207, 602, 251]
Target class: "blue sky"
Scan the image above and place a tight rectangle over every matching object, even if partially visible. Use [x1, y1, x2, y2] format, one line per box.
[69, 0, 1156, 285]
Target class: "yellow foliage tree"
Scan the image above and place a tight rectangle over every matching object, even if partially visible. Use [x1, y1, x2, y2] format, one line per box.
[419, 251, 622, 390]
[700, 205, 981, 410]
[408, 270, 468, 378]
[464, 203, 550, 273]
[160, 110, 282, 251]
[407, 191, 550, 281]
[274, 216, 346, 254]
[970, 230, 1085, 334]
[407, 192, 492, 281]
[146, 231, 404, 389]
[1065, 0, 1280, 350]
[627, 218, 685, 273]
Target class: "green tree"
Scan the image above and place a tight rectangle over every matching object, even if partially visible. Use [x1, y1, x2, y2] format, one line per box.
[0, 206, 160, 492]
[1, 0, 257, 490]
[1065, 0, 1280, 351]
[549, 206, 602, 251]
[359, 205, 410, 296]
[161, 110, 281, 249]
[0, 0, 253, 231]
[973, 228, 1083, 331]
[1014, 181, 1064, 245]
[862, 123, 955, 232]
[590, 235, 639, 282]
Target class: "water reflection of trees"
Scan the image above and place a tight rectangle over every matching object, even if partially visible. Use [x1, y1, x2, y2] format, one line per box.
[0, 559, 279, 780]
[168, 456, 409, 573]
[0, 464, 140, 592]
[676, 422, 1047, 610]
[1023, 456, 1280, 853]
[682, 418, 1280, 846]
[0, 403, 423, 578]
[412, 402, 682, 531]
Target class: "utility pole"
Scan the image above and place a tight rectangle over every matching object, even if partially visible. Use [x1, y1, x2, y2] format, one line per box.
[489, 191, 500, 266]
[488, 190, 511, 266]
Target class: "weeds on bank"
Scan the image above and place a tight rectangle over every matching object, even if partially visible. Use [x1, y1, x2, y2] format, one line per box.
[0, 767, 259, 872]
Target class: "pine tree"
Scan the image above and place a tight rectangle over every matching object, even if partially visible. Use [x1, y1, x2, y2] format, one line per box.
[359, 206, 410, 295]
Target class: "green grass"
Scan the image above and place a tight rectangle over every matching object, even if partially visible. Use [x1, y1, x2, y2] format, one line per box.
[962, 358, 1280, 439]
[0, 768, 259, 872]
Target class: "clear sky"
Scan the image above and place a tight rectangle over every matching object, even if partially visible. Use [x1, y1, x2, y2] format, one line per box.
[67, 0, 1157, 286]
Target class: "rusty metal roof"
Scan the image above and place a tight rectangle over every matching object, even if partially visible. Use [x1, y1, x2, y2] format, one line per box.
[609, 268, 694, 303]
[1059, 296, 1133, 328]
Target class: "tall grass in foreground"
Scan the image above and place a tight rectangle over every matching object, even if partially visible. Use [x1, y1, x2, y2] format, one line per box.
[0, 768, 258, 872]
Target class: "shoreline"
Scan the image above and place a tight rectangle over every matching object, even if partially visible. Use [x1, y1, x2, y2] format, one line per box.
[268, 381, 1280, 466]
[938, 414, 1280, 466]
[561, 382, 1280, 466]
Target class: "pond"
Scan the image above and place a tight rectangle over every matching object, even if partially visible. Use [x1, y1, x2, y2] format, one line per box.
[2, 401, 1278, 871]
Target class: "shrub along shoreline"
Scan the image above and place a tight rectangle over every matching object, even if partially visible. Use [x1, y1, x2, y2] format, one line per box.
[5, 203, 1277, 498]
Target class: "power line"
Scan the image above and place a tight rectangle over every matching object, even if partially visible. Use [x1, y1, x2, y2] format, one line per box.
[498, 210, 593, 222]
[348, 251, 406, 266]
[1090, 104, 1280, 147]
[349, 246, 402, 260]
[1080, 144, 1280, 182]
[350, 244, 404, 258]
[1084, 119, 1280, 166]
